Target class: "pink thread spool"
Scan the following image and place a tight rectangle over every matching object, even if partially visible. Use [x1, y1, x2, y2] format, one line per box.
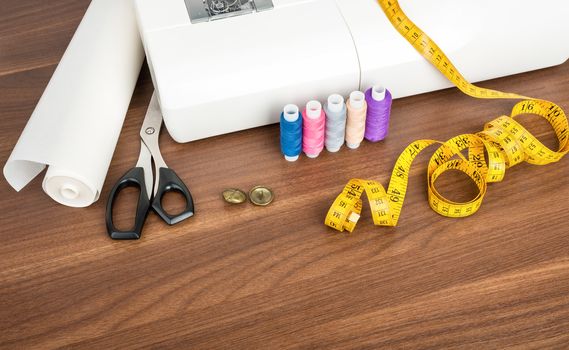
[302, 100, 325, 158]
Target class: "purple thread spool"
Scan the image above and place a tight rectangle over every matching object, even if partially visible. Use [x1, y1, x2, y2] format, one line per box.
[364, 86, 392, 142]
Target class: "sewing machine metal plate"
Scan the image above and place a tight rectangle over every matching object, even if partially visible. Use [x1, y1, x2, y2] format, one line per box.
[184, 0, 274, 23]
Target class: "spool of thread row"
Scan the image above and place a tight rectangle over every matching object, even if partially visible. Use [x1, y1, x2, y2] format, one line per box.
[345, 91, 367, 149]
[324, 94, 347, 153]
[280, 104, 303, 162]
[365, 86, 392, 142]
[302, 100, 326, 158]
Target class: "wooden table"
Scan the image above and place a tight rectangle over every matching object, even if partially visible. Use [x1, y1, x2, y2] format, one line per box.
[1, 1, 569, 348]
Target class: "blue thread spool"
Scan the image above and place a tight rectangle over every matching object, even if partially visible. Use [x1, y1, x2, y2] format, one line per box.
[280, 104, 303, 162]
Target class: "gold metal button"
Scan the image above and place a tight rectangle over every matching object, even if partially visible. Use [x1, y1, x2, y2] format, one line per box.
[222, 189, 247, 204]
[249, 186, 274, 206]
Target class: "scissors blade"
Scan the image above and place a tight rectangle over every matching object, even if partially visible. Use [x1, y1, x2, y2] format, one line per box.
[140, 93, 164, 141]
[139, 91, 169, 196]
[134, 141, 153, 199]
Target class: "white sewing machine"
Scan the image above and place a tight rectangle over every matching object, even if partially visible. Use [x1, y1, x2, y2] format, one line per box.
[134, 0, 569, 142]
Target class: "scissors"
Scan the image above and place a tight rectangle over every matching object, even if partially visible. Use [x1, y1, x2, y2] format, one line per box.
[105, 92, 194, 240]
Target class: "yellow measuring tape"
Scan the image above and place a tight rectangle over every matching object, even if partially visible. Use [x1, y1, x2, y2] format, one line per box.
[325, 0, 569, 232]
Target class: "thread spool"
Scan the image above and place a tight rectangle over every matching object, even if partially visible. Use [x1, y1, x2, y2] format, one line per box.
[364, 85, 392, 142]
[302, 100, 326, 158]
[324, 94, 347, 153]
[280, 104, 303, 162]
[345, 91, 368, 149]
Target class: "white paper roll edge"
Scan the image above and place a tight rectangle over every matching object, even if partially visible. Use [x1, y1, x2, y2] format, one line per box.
[42, 167, 99, 208]
[3, 0, 144, 207]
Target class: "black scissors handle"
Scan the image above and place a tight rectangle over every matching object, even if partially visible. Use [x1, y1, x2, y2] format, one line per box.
[105, 167, 151, 240]
[151, 167, 195, 225]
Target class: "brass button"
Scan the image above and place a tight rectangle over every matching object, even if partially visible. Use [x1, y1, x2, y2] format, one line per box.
[222, 189, 247, 204]
[249, 186, 274, 206]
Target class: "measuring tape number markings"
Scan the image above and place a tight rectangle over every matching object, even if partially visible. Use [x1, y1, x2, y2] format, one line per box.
[325, 0, 569, 232]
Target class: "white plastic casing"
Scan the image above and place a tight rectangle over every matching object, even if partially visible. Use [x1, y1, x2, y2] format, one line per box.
[134, 0, 569, 143]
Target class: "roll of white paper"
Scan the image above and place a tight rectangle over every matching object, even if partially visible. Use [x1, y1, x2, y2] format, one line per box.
[3, 0, 144, 207]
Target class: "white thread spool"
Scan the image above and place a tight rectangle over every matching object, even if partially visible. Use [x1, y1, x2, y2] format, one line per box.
[324, 94, 347, 153]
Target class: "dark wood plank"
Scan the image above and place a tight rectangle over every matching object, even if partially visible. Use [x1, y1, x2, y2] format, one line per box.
[0, 0, 90, 77]
[1, 1, 568, 348]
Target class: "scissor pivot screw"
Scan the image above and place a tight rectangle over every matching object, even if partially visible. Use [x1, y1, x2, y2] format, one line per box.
[145, 127, 155, 135]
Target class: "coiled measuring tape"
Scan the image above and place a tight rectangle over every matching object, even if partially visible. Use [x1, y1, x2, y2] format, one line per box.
[325, 0, 569, 232]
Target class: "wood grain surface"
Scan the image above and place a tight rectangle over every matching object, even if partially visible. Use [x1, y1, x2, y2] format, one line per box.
[1, 1, 569, 349]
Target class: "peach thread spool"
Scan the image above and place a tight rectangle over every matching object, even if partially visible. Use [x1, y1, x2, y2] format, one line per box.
[345, 91, 367, 149]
